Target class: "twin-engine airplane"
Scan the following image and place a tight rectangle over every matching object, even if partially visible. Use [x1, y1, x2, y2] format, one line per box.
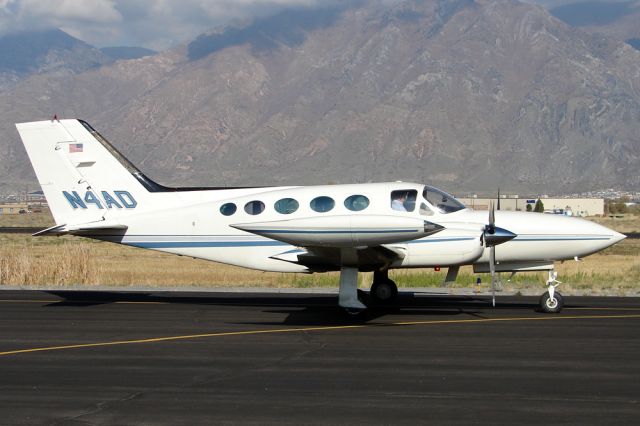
[16, 119, 626, 313]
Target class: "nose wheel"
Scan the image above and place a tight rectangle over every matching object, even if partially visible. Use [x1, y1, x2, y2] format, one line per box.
[539, 270, 564, 313]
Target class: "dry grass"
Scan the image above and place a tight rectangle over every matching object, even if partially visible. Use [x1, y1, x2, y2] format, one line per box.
[0, 211, 55, 228]
[589, 215, 640, 234]
[0, 234, 345, 288]
[1, 233, 639, 295]
[1, 238, 98, 285]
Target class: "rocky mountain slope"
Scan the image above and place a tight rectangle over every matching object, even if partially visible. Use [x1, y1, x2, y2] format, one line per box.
[0, 29, 111, 90]
[1, 0, 639, 194]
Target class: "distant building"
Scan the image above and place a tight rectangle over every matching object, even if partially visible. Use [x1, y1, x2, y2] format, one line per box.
[0, 202, 29, 215]
[458, 197, 604, 217]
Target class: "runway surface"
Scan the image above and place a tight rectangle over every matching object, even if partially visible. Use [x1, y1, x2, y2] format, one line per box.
[0, 290, 639, 425]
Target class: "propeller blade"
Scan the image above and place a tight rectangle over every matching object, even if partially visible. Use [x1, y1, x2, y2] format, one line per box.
[489, 245, 496, 307]
[489, 201, 495, 229]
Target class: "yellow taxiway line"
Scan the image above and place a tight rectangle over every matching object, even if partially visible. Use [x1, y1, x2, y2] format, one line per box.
[1, 313, 639, 357]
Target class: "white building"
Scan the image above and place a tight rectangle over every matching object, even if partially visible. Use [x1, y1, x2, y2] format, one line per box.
[458, 197, 604, 217]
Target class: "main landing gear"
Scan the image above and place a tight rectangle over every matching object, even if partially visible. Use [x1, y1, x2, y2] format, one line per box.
[369, 270, 398, 305]
[338, 267, 398, 314]
[539, 270, 564, 313]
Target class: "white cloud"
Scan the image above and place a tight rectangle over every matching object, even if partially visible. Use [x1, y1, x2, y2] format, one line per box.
[0, 0, 122, 42]
[0, 0, 401, 49]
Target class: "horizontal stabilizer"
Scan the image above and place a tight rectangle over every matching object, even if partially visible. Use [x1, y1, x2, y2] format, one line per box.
[32, 224, 69, 236]
[33, 222, 128, 236]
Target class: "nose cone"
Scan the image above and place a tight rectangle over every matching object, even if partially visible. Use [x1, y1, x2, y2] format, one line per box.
[581, 219, 627, 253]
[610, 229, 627, 245]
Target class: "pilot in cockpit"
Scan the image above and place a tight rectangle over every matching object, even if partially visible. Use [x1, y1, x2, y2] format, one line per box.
[391, 193, 407, 211]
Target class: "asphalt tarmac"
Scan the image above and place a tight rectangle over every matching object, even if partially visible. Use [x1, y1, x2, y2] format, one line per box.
[0, 290, 639, 425]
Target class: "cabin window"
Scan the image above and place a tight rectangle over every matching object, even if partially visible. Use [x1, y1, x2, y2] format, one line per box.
[344, 195, 369, 211]
[419, 202, 434, 216]
[390, 190, 417, 212]
[310, 196, 335, 213]
[244, 200, 265, 215]
[274, 198, 299, 214]
[220, 203, 237, 216]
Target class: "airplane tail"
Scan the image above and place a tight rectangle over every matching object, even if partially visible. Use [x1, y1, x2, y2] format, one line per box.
[16, 119, 152, 228]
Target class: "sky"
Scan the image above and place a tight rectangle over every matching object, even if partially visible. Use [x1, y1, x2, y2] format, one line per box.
[0, 0, 632, 50]
[0, 0, 350, 50]
[0, 0, 347, 50]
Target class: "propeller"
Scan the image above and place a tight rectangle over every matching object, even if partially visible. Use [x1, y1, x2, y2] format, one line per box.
[483, 201, 517, 307]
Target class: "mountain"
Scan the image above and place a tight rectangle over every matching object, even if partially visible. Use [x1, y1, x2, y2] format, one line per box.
[0, 29, 111, 89]
[100, 46, 157, 61]
[534, 1, 640, 49]
[1, 0, 639, 195]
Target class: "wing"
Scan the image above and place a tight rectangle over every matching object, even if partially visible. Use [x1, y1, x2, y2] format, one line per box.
[233, 214, 443, 272]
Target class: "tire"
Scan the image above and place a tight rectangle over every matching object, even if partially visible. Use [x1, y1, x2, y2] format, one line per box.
[539, 291, 564, 313]
[370, 279, 398, 304]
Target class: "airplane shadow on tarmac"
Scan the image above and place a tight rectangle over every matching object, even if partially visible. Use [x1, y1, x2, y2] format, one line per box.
[42, 290, 545, 325]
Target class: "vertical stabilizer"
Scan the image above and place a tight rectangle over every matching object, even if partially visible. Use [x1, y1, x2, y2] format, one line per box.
[16, 119, 149, 226]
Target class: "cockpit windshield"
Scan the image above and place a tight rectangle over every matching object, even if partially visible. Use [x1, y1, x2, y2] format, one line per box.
[422, 186, 466, 214]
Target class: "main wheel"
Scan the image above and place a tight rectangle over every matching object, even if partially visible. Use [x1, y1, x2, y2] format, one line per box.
[539, 291, 564, 313]
[370, 279, 398, 304]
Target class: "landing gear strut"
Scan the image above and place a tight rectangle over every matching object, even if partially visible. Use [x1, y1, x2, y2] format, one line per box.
[369, 270, 398, 305]
[539, 270, 564, 313]
[338, 266, 367, 313]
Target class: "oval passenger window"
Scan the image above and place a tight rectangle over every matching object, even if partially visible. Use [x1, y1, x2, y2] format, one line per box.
[244, 200, 265, 215]
[344, 195, 369, 211]
[274, 198, 299, 214]
[310, 196, 335, 213]
[220, 203, 237, 216]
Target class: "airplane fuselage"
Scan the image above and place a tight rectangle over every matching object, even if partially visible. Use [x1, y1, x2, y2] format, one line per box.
[72, 182, 623, 273]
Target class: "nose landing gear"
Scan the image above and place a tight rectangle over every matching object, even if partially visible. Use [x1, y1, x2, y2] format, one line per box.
[539, 270, 564, 313]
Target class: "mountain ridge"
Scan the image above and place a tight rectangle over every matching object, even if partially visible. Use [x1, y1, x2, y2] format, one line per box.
[1, 0, 639, 195]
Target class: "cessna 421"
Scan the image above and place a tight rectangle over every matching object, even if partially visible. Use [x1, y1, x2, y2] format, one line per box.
[16, 119, 626, 313]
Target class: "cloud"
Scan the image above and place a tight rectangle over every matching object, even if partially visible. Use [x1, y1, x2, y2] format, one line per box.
[0, 0, 401, 49]
[0, 0, 122, 44]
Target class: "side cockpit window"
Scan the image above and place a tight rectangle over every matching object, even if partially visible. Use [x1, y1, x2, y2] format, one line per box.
[423, 186, 465, 213]
[419, 202, 434, 216]
[390, 190, 417, 212]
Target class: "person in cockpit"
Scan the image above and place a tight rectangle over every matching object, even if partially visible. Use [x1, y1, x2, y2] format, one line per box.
[391, 192, 408, 211]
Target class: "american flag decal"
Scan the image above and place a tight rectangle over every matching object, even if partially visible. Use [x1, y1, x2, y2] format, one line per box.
[69, 143, 83, 153]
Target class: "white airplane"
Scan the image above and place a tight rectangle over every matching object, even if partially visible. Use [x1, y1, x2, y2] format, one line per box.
[16, 119, 626, 314]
